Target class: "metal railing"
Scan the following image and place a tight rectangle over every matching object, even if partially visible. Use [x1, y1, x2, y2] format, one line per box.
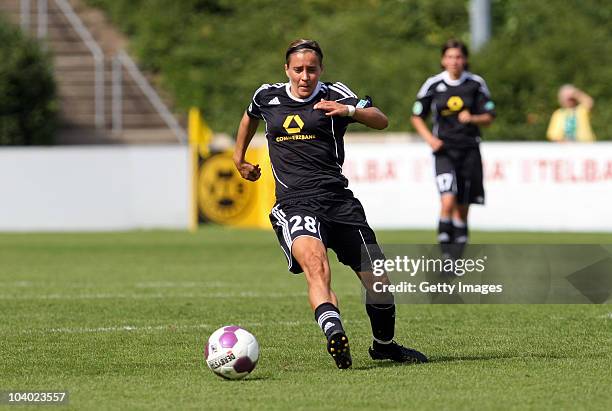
[22, 0, 104, 129]
[37, 0, 47, 39]
[112, 51, 187, 143]
[112, 56, 122, 135]
[20, 0, 187, 142]
[53, 0, 105, 129]
[20, 0, 30, 31]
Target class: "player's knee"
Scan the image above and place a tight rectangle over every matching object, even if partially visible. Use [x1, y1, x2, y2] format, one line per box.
[293, 237, 327, 274]
[302, 250, 331, 288]
[303, 252, 327, 275]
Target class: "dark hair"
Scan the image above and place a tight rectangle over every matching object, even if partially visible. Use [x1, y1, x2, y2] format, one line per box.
[440, 39, 469, 70]
[285, 39, 323, 65]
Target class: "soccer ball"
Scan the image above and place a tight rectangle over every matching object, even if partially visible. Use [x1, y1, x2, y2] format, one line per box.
[205, 325, 259, 380]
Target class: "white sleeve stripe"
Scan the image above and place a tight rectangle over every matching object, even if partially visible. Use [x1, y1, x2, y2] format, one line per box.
[467, 73, 491, 97]
[253, 84, 270, 96]
[333, 82, 354, 97]
[334, 82, 357, 97]
[416, 73, 444, 98]
[335, 82, 357, 97]
[251, 84, 271, 106]
[329, 85, 350, 99]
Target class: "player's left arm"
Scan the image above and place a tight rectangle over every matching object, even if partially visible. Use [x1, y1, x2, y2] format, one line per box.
[458, 111, 494, 126]
[314, 99, 388, 129]
[353, 106, 388, 130]
[458, 78, 496, 127]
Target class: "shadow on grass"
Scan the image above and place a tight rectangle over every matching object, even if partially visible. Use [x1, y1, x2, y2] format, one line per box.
[352, 361, 421, 370]
[210, 374, 273, 382]
[351, 352, 570, 370]
[241, 375, 270, 381]
[431, 352, 569, 363]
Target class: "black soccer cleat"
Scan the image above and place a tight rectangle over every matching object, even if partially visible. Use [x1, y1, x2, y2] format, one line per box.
[368, 340, 428, 364]
[327, 331, 352, 369]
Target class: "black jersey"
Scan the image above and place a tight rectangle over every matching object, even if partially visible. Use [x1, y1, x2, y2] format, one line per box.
[412, 71, 496, 148]
[246, 81, 371, 201]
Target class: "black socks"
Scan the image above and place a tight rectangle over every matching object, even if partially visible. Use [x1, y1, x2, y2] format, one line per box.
[439, 218, 469, 259]
[438, 218, 453, 257]
[315, 302, 396, 346]
[366, 303, 395, 344]
[314, 302, 345, 340]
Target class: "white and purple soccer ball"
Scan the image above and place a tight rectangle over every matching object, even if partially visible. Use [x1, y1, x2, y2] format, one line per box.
[205, 325, 259, 380]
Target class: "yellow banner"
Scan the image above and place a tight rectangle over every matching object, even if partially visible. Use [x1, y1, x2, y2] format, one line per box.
[189, 107, 275, 229]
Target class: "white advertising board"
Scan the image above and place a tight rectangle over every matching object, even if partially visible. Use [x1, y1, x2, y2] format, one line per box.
[344, 142, 612, 232]
[0, 146, 190, 231]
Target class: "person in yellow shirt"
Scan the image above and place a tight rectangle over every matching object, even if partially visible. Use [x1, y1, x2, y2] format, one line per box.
[547, 85, 596, 142]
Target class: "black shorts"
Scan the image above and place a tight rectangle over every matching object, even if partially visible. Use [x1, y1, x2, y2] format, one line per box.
[269, 192, 384, 274]
[434, 146, 485, 205]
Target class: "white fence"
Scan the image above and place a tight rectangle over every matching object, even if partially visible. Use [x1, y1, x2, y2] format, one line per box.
[0, 146, 189, 231]
[344, 141, 612, 232]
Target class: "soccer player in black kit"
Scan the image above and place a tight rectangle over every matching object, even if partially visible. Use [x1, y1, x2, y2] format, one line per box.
[233, 39, 427, 369]
[411, 39, 496, 262]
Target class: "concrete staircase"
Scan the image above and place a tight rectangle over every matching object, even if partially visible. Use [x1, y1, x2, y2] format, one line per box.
[0, 0, 183, 144]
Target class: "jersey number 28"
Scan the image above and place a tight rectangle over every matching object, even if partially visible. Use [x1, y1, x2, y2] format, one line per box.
[290, 215, 318, 234]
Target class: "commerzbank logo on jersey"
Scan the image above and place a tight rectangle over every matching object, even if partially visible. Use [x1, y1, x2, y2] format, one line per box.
[277, 114, 317, 142]
[283, 114, 305, 134]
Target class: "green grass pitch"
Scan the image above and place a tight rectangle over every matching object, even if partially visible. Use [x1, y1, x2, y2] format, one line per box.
[1, 227, 611, 410]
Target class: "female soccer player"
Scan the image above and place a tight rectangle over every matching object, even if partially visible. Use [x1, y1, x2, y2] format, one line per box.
[233, 39, 427, 369]
[411, 39, 496, 261]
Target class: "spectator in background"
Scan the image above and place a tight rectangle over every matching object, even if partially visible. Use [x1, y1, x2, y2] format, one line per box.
[547, 85, 596, 142]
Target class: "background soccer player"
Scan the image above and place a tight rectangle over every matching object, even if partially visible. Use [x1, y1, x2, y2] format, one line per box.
[411, 39, 496, 262]
[233, 39, 427, 369]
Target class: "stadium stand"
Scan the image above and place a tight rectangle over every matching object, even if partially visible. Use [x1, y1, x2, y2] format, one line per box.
[0, 0, 182, 144]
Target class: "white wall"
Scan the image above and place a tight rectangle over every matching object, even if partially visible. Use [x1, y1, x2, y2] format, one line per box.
[2, 142, 609, 232]
[344, 142, 612, 232]
[0, 146, 190, 231]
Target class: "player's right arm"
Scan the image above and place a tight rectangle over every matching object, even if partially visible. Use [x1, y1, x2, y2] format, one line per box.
[411, 115, 443, 152]
[234, 86, 269, 181]
[411, 79, 443, 152]
[233, 112, 261, 182]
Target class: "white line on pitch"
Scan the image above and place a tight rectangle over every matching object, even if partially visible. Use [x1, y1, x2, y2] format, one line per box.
[0, 281, 37, 287]
[15, 321, 314, 335]
[0, 281, 231, 289]
[134, 281, 230, 288]
[0, 291, 314, 300]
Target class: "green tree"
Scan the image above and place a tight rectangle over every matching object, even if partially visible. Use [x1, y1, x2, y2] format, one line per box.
[84, 0, 612, 139]
[0, 16, 57, 145]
